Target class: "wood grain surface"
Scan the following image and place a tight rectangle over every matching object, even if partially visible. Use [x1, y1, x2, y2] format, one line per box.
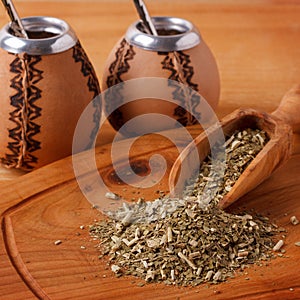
[0, 128, 300, 299]
[0, 0, 300, 179]
[0, 1, 299, 299]
[12, 0, 299, 115]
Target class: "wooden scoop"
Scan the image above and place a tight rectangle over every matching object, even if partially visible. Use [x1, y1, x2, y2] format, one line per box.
[169, 85, 300, 209]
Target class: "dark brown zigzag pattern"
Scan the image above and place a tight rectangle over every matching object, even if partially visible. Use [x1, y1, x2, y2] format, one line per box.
[160, 51, 201, 127]
[72, 42, 101, 149]
[2, 54, 43, 170]
[105, 38, 136, 131]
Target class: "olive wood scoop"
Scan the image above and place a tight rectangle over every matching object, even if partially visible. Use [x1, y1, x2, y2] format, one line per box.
[168, 85, 300, 209]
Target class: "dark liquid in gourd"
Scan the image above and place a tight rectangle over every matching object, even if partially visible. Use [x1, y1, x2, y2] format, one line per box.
[26, 31, 58, 39]
[156, 29, 183, 35]
[9, 28, 58, 39]
[137, 23, 183, 36]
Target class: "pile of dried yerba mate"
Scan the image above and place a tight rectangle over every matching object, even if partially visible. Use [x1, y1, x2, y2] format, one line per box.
[90, 128, 284, 286]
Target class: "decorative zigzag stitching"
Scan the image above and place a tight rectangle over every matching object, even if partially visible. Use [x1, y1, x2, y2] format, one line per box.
[160, 51, 201, 126]
[2, 54, 43, 170]
[72, 42, 101, 149]
[105, 38, 136, 131]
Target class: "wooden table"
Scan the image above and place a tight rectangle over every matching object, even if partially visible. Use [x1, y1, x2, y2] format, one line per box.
[0, 0, 300, 179]
[0, 1, 300, 299]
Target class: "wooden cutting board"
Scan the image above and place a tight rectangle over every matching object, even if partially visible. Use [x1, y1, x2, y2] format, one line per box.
[0, 127, 300, 300]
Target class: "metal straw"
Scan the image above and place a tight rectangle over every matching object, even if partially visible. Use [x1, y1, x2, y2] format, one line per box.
[133, 0, 157, 36]
[1, 0, 28, 38]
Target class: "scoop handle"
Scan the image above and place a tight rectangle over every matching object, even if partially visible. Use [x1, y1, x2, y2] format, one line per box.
[272, 84, 300, 133]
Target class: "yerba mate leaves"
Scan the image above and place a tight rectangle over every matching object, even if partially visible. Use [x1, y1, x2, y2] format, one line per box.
[89, 128, 278, 286]
[90, 201, 277, 286]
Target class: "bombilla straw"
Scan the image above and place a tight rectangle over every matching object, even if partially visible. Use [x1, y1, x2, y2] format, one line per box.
[133, 0, 157, 36]
[1, 0, 28, 38]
